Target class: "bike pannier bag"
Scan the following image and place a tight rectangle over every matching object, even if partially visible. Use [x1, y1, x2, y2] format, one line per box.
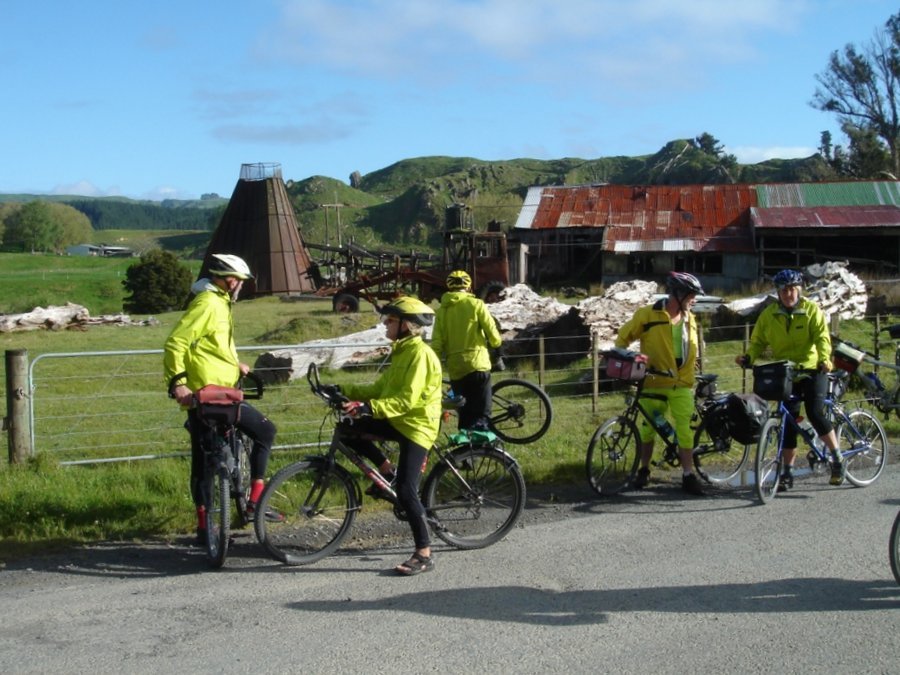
[832, 341, 865, 373]
[752, 361, 794, 401]
[604, 348, 648, 381]
[886, 323, 900, 340]
[725, 393, 768, 444]
[195, 385, 243, 425]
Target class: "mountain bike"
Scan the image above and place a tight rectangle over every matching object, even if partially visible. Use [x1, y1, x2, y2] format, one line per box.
[443, 377, 553, 444]
[831, 325, 900, 420]
[254, 363, 526, 565]
[169, 372, 263, 568]
[586, 352, 752, 496]
[754, 367, 888, 504]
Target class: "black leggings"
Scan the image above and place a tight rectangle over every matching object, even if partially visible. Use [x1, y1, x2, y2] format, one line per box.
[452, 370, 492, 430]
[188, 403, 276, 506]
[783, 371, 833, 448]
[340, 418, 431, 550]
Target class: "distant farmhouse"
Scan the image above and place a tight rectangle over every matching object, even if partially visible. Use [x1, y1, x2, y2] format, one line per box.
[66, 244, 134, 257]
[512, 181, 900, 291]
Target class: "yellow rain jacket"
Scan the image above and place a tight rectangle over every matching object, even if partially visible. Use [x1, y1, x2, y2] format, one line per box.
[431, 290, 502, 380]
[614, 299, 700, 389]
[745, 297, 832, 370]
[163, 281, 240, 393]
[341, 334, 443, 450]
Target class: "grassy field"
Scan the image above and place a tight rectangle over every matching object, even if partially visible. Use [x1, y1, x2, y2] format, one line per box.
[0, 251, 898, 562]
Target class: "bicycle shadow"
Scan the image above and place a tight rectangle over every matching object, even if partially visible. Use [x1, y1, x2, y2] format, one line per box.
[286, 577, 900, 626]
[570, 483, 760, 516]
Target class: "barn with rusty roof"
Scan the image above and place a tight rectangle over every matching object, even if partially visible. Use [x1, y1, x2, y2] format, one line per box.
[513, 181, 900, 291]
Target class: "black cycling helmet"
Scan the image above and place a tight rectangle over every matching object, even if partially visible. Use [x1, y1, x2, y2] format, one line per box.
[208, 253, 254, 280]
[666, 271, 704, 298]
[378, 296, 435, 326]
[773, 269, 804, 289]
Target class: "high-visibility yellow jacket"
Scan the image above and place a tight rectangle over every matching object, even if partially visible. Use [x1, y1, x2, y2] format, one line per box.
[341, 334, 443, 449]
[614, 300, 700, 389]
[431, 291, 502, 380]
[163, 281, 240, 393]
[745, 297, 832, 370]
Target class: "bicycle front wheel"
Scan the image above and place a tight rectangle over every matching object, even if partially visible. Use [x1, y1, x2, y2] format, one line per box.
[586, 416, 639, 496]
[423, 445, 526, 550]
[692, 421, 749, 485]
[889, 509, 900, 586]
[489, 378, 553, 444]
[755, 418, 783, 504]
[255, 459, 357, 565]
[837, 409, 888, 487]
[204, 466, 231, 568]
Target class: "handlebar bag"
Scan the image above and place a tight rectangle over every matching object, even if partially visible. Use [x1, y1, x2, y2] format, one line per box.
[196, 385, 243, 425]
[752, 361, 794, 401]
[832, 341, 865, 373]
[604, 348, 648, 381]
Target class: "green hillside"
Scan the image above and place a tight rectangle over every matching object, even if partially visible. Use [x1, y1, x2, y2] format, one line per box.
[2, 137, 834, 257]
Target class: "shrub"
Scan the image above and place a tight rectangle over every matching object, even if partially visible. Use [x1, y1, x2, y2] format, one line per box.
[122, 249, 192, 313]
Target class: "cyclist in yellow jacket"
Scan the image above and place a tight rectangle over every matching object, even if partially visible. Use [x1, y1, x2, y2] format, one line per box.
[615, 272, 706, 496]
[337, 296, 442, 575]
[431, 270, 503, 430]
[163, 254, 279, 545]
[735, 269, 843, 488]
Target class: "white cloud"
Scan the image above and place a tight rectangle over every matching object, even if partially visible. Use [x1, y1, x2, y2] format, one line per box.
[728, 145, 818, 163]
[51, 181, 122, 197]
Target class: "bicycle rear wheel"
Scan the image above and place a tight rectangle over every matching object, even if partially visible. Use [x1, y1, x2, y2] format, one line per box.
[489, 379, 553, 444]
[233, 433, 253, 528]
[254, 458, 357, 565]
[423, 445, 526, 549]
[837, 409, 888, 487]
[585, 416, 639, 496]
[755, 418, 782, 504]
[889, 509, 900, 586]
[204, 466, 230, 568]
[692, 421, 749, 485]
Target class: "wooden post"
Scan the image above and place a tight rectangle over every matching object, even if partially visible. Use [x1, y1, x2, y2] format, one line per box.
[538, 335, 545, 388]
[5, 349, 31, 464]
[592, 332, 599, 414]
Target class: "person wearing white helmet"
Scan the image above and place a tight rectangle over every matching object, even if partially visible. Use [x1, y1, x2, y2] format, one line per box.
[164, 253, 281, 546]
[615, 271, 707, 496]
[326, 296, 443, 575]
[431, 270, 503, 430]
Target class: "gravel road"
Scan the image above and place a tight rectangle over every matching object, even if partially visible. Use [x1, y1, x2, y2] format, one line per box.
[2, 467, 900, 674]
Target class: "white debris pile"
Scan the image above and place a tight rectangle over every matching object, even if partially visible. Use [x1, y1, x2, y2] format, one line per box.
[487, 284, 571, 335]
[721, 261, 867, 320]
[575, 280, 659, 347]
[0, 303, 158, 332]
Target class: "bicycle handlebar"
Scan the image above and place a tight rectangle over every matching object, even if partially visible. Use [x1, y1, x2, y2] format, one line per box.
[167, 370, 264, 400]
[307, 362, 350, 410]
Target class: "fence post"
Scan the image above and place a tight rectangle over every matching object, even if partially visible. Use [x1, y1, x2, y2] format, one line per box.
[591, 332, 599, 414]
[538, 335, 545, 388]
[5, 349, 32, 464]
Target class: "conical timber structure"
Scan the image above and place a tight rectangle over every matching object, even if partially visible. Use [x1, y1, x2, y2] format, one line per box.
[200, 162, 316, 297]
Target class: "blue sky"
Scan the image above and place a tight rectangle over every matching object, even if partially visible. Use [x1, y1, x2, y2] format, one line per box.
[1, 0, 897, 201]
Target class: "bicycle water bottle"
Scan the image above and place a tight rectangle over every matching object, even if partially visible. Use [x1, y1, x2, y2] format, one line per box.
[798, 418, 824, 452]
[653, 411, 676, 445]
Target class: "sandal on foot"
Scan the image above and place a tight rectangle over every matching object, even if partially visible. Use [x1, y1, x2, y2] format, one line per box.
[395, 552, 434, 576]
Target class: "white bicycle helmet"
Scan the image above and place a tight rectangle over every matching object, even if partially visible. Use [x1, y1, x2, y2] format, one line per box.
[208, 253, 253, 280]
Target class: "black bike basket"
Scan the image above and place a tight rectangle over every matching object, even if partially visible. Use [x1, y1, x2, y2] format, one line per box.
[752, 361, 794, 401]
[604, 348, 648, 381]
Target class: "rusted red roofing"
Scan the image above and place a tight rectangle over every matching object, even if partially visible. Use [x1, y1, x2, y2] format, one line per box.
[519, 184, 759, 253]
[751, 205, 900, 228]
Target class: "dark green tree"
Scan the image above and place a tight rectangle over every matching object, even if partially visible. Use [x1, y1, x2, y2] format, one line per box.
[122, 249, 192, 314]
[811, 11, 900, 177]
[5, 201, 60, 252]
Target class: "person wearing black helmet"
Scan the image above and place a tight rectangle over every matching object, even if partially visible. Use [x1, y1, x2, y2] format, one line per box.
[431, 270, 504, 430]
[335, 296, 443, 575]
[614, 271, 706, 496]
[164, 253, 281, 546]
[735, 269, 843, 488]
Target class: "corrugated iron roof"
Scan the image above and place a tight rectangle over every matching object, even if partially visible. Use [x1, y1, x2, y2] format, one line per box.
[756, 181, 900, 207]
[751, 204, 900, 229]
[517, 184, 758, 253]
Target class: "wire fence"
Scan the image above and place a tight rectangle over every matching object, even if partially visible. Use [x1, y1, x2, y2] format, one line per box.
[17, 316, 899, 466]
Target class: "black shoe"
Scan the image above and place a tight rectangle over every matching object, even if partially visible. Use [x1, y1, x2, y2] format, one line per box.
[246, 502, 284, 523]
[633, 467, 650, 489]
[195, 528, 208, 548]
[779, 471, 794, 491]
[830, 461, 845, 486]
[681, 473, 705, 496]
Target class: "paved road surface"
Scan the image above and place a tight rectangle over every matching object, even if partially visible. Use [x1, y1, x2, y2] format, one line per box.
[2, 467, 900, 674]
